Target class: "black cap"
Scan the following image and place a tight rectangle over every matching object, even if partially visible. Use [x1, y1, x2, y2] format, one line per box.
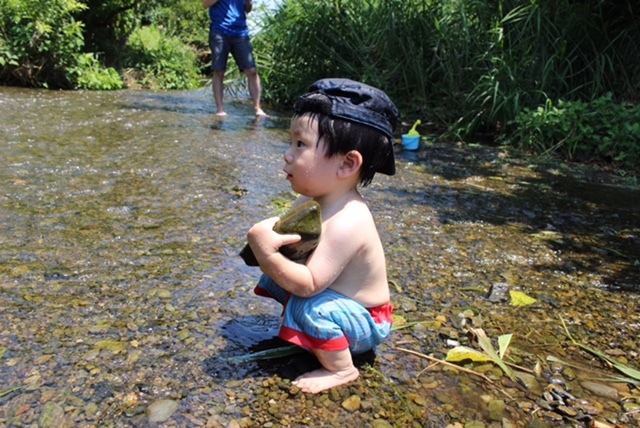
[294, 78, 398, 175]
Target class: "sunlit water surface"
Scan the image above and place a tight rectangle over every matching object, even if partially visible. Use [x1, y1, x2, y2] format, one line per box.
[1, 87, 639, 426]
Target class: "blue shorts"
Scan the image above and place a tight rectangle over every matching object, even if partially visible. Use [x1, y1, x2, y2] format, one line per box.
[255, 274, 393, 354]
[209, 31, 256, 71]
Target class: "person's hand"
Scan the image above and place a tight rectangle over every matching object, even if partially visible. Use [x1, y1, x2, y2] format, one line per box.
[247, 217, 301, 263]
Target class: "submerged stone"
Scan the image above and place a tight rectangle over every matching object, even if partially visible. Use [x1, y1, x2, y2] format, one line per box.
[39, 402, 68, 428]
[240, 200, 322, 266]
[147, 399, 179, 423]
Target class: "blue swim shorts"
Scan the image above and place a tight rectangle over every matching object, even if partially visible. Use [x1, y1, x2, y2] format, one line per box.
[209, 31, 256, 71]
[255, 274, 393, 354]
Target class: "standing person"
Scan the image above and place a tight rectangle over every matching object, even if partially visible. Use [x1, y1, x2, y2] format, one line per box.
[246, 78, 397, 393]
[202, 0, 266, 116]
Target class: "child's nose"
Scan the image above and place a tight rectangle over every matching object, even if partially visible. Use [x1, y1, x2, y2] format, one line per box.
[283, 148, 293, 163]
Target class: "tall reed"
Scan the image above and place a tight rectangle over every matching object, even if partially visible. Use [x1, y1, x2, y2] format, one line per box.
[253, 0, 639, 139]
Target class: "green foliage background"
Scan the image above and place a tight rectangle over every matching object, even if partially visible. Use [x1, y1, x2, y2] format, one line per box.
[0, 0, 638, 168]
[0, 0, 208, 90]
[253, 0, 639, 168]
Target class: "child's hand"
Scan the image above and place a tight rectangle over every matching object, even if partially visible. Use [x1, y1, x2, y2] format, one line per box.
[247, 217, 301, 263]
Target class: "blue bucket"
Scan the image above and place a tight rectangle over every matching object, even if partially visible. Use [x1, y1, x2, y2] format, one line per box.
[401, 134, 420, 150]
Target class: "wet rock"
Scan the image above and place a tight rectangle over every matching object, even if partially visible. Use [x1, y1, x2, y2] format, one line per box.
[488, 399, 506, 421]
[563, 367, 576, 381]
[412, 395, 428, 407]
[540, 410, 563, 422]
[622, 401, 640, 412]
[536, 398, 553, 411]
[487, 282, 510, 302]
[580, 381, 619, 400]
[547, 374, 565, 386]
[39, 402, 69, 428]
[528, 419, 552, 428]
[575, 400, 603, 415]
[371, 420, 394, 428]
[146, 399, 179, 423]
[514, 372, 543, 395]
[240, 200, 322, 266]
[84, 402, 99, 416]
[500, 418, 516, 428]
[341, 395, 361, 412]
[556, 405, 577, 417]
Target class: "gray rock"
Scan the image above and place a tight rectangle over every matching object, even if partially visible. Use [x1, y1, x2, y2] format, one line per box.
[147, 399, 180, 423]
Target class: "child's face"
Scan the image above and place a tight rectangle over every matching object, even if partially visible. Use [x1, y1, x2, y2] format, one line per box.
[284, 114, 342, 197]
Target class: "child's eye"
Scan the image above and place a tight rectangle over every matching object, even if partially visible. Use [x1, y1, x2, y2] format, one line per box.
[296, 140, 305, 148]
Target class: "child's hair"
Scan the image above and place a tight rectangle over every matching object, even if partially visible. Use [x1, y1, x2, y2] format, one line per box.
[292, 112, 393, 187]
[293, 78, 398, 187]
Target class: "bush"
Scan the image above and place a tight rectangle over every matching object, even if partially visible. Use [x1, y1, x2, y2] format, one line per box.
[69, 53, 124, 90]
[123, 25, 202, 90]
[500, 94, 640, 169]
[143, 0, 209, 48]
[0, 0, 121, 89]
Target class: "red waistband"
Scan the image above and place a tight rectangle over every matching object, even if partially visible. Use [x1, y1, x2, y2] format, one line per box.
[367, 302, 393, 324]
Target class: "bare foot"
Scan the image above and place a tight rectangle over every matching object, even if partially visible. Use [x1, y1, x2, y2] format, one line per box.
[215, 111, 227, 117]
[292, 366, 359, 394]
[255, 109, 267, 116]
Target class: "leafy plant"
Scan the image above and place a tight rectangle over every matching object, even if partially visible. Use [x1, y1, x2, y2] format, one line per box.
[123, 25, 201, 90]
[0, 0, 124, 89]
[500, 93, 640, 168]
[68, 53, 123, 90]
[253, 0, 638, 147]
[560, 316, 640, 385]
[0, 0, 88, 87]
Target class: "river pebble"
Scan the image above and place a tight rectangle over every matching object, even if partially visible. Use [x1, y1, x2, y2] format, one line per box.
[146, 399, 180, 423]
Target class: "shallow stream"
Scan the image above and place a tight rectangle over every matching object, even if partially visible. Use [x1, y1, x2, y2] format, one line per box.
[1, 87, 639, 427]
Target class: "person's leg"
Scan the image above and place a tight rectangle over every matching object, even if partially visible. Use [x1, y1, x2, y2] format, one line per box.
[209, 32, 230, 115]
[293, 348, 359, 394]
[244, 67, 266, 116]
[230, 37, 266, 116]
[212, 70, 226, 116]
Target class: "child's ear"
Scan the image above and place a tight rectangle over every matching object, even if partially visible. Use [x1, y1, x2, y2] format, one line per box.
[338, 150, 363, 178]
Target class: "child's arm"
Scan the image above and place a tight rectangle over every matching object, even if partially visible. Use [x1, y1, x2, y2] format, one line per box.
[247, 208, 362, 298]
[247, 218, 313, 294]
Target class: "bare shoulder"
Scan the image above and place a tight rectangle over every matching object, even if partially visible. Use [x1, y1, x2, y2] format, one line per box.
[326, 198, 375, 232]
[321, 200, 380, 257]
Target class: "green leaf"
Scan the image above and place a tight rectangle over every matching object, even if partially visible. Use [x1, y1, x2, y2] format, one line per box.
[0, 386, 22, 398]
[472, 328, 517, 382]
[560, 317, 640, 381]
[228, 345, 304, 364]
[498, 334, 513, 359]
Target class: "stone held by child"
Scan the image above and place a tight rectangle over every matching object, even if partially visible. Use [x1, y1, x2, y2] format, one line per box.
[240, 200, 322, 266]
